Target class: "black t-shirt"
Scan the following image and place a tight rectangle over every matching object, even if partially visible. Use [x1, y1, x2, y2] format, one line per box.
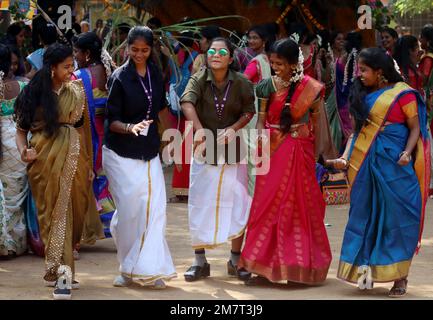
[105, 60, 166, 160]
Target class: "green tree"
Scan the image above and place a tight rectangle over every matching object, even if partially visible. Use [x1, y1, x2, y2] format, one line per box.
[393, 0, 433, 15]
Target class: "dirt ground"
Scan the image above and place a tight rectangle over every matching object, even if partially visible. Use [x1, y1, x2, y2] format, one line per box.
[1, 165, 433, 300]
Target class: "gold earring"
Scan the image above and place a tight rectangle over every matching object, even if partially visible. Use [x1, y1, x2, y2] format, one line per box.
[51, 70, 54, 79]
[379, 75, 388, 85]
[86, 56, 90, 62]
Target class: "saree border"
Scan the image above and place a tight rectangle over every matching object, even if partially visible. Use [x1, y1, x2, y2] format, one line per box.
[240, 257, 329, 284]
[337, 260, 412, 284]
[44, 128, 80, 281]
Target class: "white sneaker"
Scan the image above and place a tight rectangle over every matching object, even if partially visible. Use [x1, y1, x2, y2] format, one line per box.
[151, 279, 166, 290]
[113, 275, 133, 287]
[53, 287, 71, 300]
[45, 280, 80, 289]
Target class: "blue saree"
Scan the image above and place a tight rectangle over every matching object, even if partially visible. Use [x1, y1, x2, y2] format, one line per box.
[338, 83, 429, 283]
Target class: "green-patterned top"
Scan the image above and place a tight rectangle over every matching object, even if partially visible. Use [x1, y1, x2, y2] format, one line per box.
[1, 81, 26, 116]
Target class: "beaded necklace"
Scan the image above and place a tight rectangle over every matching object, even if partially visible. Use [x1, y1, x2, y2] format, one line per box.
[210, 80, 232, 120]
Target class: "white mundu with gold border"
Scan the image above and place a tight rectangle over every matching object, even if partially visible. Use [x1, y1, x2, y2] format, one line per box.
[102, 146, 177, 284]
[188, 158, 251, 249]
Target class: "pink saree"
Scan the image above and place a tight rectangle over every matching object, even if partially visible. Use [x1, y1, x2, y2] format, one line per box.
[239, 76, 332, 284]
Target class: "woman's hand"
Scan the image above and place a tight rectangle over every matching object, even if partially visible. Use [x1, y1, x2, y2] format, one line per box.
[130, 120, 153, 136]
[193, 137, 206, 158]
[216, 127, 236, 145]
[397, 151, 411, 166]
[325, 158, 349, 170]
[21, 147, 37, 163]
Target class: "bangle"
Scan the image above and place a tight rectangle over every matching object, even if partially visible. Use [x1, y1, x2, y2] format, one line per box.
[258, 112, 267, 115]
[125, 123, 131, 133]
[339, 157, 349, 169]
[399, 151, 412, 160]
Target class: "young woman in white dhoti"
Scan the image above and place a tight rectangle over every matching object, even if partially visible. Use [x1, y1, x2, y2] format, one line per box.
[103, 26, 176, 289]
[180, 37, 255, 281]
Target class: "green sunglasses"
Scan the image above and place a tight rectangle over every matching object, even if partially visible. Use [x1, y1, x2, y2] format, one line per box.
[207, 48, 229, 57]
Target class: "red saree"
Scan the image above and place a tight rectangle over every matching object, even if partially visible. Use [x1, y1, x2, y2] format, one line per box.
[239, 76, 332, 284]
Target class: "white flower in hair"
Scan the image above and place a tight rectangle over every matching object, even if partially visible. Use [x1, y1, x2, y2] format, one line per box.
[289, 47, 305, 84]
[101, 49, 115, 82]
[317, 34, 322, 47]
[393, 58, 401, 75]
[343, 48, 357, 88]
[290, 33, 300, 44]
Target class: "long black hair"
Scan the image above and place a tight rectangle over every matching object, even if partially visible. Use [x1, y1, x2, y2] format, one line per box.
[14, 43, 73, 136]
[127, 26, 154, 47]
[269, 38, 300, 134]
[349, 47, 404, 133]
[39, 23, 58, 46]
[393, 35, 419, 84]
[421, 24, 433, 53]
[73, 31, 103, 63]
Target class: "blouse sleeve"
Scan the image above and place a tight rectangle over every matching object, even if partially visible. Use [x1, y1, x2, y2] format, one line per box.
[244, 60, 259, 83]
[420, 57, 433, 80]
[400, 92, 418, 119]
[106, 76, 124, 125]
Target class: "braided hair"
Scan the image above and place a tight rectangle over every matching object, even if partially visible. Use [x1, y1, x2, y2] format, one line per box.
[269, 38, 302, 134]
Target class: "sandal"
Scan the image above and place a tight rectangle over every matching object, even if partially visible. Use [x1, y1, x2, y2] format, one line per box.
[244, 275, 272, 286]
[389, 279, 408, 298]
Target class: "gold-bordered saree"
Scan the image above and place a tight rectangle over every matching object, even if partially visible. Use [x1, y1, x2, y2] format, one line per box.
[338, 82, 430, 283]
[27, 79, 102, 281]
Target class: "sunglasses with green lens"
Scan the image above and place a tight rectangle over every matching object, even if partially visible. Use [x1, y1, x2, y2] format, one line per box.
[207, 48, 229, 57]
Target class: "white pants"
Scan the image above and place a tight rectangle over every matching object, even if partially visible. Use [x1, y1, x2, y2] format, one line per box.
[188, 159, 251, 249]
[102, 146, 176, 284]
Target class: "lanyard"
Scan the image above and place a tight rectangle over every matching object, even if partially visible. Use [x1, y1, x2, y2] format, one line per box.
[138, 66, 153, 120]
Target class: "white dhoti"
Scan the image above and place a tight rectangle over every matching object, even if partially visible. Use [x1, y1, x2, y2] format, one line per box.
[102, 146, 176, 284]
[188, 159, 251, 249]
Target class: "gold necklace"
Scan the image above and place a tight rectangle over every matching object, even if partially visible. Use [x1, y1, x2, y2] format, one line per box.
[274, 75, 290, 89]
[53, 83, 64, 96]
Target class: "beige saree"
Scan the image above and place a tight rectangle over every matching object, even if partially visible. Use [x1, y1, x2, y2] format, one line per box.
[26, 79, 102, 281]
